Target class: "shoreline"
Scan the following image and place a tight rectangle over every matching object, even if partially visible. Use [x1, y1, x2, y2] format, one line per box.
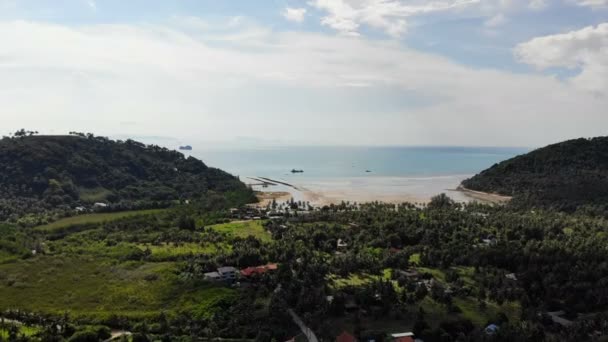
[455, 185, 512, 204]
[248, 175, 512, 207]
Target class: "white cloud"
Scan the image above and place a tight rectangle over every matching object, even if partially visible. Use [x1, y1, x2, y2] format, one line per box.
[484, 13, 508, 27]
[515, 23, 608, 94]
[308, 0, 481, 37]
[87, 0, 96, 10]
[0, 19, 606, 146]
[283, 7, 307, 23]
[575, 0, 608, 8]
[306, 0, 553, 37]
[528, 0, 547, 10]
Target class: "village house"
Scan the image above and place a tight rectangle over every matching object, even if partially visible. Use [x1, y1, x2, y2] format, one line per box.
[547, 311, 574, 327]
[204, 266, 238, 282]
[218, 266, 238, 281]
[396, 269, 420, 279]
[336, 331, 357, 342]
[485, 324, 499, 335]
[391, 332, 417, 342]
[240, 263, 278, 277]
[203, 271, 221, 281]
[481, 236, 497, 246]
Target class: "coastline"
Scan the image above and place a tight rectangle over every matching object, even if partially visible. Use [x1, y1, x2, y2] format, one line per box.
[455, 185, 512, 204]
[248, 175, 511, 206]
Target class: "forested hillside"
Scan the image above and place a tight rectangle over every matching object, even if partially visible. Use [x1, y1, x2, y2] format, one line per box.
[462, 137, 608, 210]
[0, 133, 255, 222]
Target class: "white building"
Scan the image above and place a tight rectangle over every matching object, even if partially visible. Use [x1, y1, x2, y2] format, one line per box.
[217, 266, 238, 281]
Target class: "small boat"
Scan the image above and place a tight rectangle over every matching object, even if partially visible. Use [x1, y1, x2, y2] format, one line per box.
[291, 169, 304, 173]
[365, 170, 372, 173]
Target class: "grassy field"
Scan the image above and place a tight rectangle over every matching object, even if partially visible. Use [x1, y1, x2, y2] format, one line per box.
[0, 250, 18, 264]
[329, 268, 392, 288]
[329, 265, 520, 331]
[137, 242, 231, 259]
[0, 255, 235, 319]
[408, 253, 421, 265]
[453, 297, 520, 325]
[0, 324, 40, 339]
[35, 209, 166, 232]
[208, 220, 271, 242]
[78, 187, 114, 203]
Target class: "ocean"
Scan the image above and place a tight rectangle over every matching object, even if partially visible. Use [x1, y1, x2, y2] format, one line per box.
[187, 146, 529, 204]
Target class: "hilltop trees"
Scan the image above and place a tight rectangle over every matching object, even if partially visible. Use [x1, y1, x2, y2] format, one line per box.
[0, 134, 255, 223]
[462, 136, 608, 211]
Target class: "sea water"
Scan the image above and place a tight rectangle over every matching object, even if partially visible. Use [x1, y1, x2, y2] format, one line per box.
[188, 146, 528, 203]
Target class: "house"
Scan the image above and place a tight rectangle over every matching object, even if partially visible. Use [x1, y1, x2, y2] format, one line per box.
[336, 331, 357, 342]
[240, 267, 259, 277]
[93, 202, 108, 208]
[482, 238, 497, 246]
[394, 337, 413, 342]
[218, 266, 238, 281]
[485, 324, 499, 335]
[547, 311, 574, 327]
[337, 239, 348, 249]
[204, 271, 221, 281]
[75, 206, 86, 212]
[204, 266, 239, 282]
[396, 269, 419, 279]
[481, 235, 498, 246]
[505, 273, 518, 281]
[391, 333, 415, 342]
[240, 263, 278, 277]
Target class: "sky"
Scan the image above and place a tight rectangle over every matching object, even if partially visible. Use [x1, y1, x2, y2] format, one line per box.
[0, 0, 607, 147]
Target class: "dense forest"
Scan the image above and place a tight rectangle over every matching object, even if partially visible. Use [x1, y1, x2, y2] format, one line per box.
[2, 197, 608, 341]
[462, 136, 608, 211]
[2, 133, 608, 341]
[0, 132, 255, 224]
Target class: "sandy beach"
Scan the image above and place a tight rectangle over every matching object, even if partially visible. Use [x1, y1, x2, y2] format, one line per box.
[247, 175, 510, 206]
[255, 191, 292, 206]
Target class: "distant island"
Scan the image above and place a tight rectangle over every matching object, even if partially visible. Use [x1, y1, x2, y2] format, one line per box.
[179, 145, 193, 151]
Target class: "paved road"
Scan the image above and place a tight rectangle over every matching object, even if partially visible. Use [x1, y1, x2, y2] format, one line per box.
[288, 309, 319, 342]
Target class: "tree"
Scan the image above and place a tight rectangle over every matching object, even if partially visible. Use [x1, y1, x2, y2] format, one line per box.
[428, 193, 455, 210]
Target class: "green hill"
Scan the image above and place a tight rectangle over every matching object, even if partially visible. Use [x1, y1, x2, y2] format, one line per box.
[0, 133, 255, 222]
[461, 136, 608, 210]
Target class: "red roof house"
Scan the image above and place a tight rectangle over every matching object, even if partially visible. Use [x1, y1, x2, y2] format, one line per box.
[394, 337, 414, 342]
[336, 331, 357, 342]
[240, 263, 279, 277]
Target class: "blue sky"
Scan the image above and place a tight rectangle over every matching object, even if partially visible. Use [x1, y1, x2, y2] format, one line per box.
[0, 0, 607, 147]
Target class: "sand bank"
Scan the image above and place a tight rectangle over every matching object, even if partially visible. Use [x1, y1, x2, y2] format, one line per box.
[248, 175, 511, 207]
